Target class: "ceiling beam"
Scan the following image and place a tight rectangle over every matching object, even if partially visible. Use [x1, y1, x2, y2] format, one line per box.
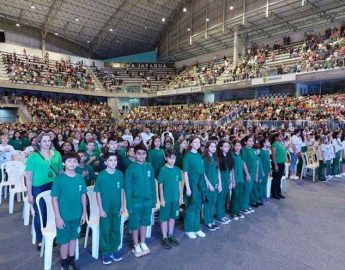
[42, 0, 65, 37]
[89, 0, 141, 57]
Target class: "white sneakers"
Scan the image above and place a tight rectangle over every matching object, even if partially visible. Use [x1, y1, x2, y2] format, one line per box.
[195, 230, 206, 237]
[185, 232, 197, 239]
[132, 243, 150, 257]
[290, 175, 299, 180]
[335, 174, 342, 178]
[185, 230, 206, 239]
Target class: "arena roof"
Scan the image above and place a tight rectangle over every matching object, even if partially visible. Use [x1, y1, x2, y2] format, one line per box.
[0, 0, 344, 60]
[0, 0, 186, 58]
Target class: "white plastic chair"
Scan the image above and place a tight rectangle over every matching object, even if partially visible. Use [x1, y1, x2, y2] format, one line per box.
[14, 150, 26, 163]
[0, 160, 23, 203]
[267, 176, 272, 198]
[36, 190, 79, 270]
[7, 164, 26, 214]
[146, 180, 160, 238]
[301, 152, 318, 182]
[281, 162, 290, 194]
[84, 186, 100, 259]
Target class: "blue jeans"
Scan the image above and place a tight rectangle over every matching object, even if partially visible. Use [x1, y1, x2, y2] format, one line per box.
[290, 152, 299, 175]
[32, 182, 53, 243]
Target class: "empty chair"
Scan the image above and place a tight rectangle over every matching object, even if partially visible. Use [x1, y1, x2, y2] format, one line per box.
[84, 186, 100, 259]
[0, 160, 23, 203]
[36, 190, 79, 270]
[301, 152, 319, 182]
[7, 164, 26, 214]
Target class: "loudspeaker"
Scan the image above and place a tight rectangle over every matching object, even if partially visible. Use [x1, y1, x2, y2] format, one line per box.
[0, 31, 5, 43]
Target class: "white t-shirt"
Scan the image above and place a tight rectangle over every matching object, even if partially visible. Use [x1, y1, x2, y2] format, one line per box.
[122, 134, 133, 145]
[0, 144, 15, 166]
[332, 138, 342, 153]
[140, 132, 154, 145]
[320, 143, 334, 161]
[291, 135, 303, 153]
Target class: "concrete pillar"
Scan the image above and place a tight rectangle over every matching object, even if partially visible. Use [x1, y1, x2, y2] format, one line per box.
[203, 92, 215, 104]
[41, 36, 46, 59]
[107, 97, 120, 119]
[233, 26, 239, 67]
[242, 33, 248, 58]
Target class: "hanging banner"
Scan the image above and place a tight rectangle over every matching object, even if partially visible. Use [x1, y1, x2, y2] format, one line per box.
[175, 86, 202, 94]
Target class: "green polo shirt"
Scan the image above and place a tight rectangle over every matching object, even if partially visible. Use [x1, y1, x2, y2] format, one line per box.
[241, 146, 259, 174]
[76, 164, 95, 186]
[147, 148, 166, 178]
[203, 155, 218, 187]
[26, 150, 63, 187]
[272, 142, 287, 164]
[158, 165, 182, 202]
[233, 153, 244, 183]
[51, 173, 87, 221]
[94, 169, 123, 214]
[183, 151, 205, 176]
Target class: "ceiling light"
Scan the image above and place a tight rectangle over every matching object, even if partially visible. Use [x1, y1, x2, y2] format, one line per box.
[75, 18, 79, 22]
[206, 18, 209, 22]
[30, 5, 35, 9]
[87, 40, 90, 43]
[229, 6, 234, 10]
[187, 28, 191, 31]
[15, 23, 20, 27]
[109, 28, 113, 32]
[54, 32, 58, 36]
[162, 17, 165, 22]
[183, 7, 187, 12]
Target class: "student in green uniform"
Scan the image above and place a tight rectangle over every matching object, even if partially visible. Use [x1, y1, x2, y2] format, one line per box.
[259, 138, 271, 204]
[78, 132, 101, 155]
[26, 133, 63, 250]
[95, 153, 125, 265]
[51, 152, 87, 270]
[215, 140, 233, 225]
[203, 141, 222, 231]
[116, 138, 128, 171]
[85, 140, 100, 172]
[230, 139, 249, 220]
[241, 135, 259, 213]
[123, 146, 135, 172]
[183, 136, 206, 239]
[124, 144, 157, 258]
[9, 130, 24, 150]
[158, 149, 183, 249]
[76, 151, 95, 186]
[147, 136, 166, 179]
[175, 138, 187, 169]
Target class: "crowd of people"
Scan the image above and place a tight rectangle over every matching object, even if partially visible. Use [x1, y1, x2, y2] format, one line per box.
[1, 95, 345, 269]
[2, 50, 96, 90]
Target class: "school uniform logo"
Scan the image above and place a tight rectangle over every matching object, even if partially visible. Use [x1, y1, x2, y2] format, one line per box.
[147, 171, 151, 178]
[117, 182, 120, 189]
[79, 185, 82, 191]
[176, 175, 179, 182]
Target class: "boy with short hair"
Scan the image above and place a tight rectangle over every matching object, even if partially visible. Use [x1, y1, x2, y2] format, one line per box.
[85, 140, 100, 171]
[76, 151, 95, 186]
[95, 152, 125, 265]
[125, 144, 157, 257]
[51, 152, 87, 270]
[158, 149, 183, 249]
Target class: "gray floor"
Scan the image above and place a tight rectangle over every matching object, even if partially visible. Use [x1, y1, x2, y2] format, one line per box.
[1, 177, 345, 270]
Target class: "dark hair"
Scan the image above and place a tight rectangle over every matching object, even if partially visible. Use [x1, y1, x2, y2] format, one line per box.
[165, 148, 176, 158]
[103, 152, 118, 161]
[270, 132, 281, 144]
[242, 134, 253, 146]
[107, 136, 118, 143]
[259, 138, 268, 148]
[187, 136, 201, 152]
[134, 144, 147, 153]
[217, 140, 233, 171]
[332, 131, 339, 139]
[203, 140, 219, 167]
[62, 152, 80, 163]
[77, 150, 86, 155]
[150, 135, 161, 149]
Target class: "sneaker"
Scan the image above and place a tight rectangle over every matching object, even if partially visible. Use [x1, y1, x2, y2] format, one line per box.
[335, 174, 342, 178]
[168, 235, 179, 246]
[205, 224, 217, 231]
[132, 244, 143, 258]
[185, 232, 197, 239]
[68, 256, 79, 270]
[140, 242, 150, 255]
[110, 252, 123, 262]
[161, 237, 172, 249]
[231, 215, 239, 221]
[212, 223, 220, 230]
[248, 208, 255, 213]
[102, 254, 113, 265]
[216, 217, 230, 224]
[242, 209, 251, 215]
[195, 230, 206, 238]
[250, 203, 259, 208]
[257, 202, 264, 206]
[237, 214, 245, 219]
